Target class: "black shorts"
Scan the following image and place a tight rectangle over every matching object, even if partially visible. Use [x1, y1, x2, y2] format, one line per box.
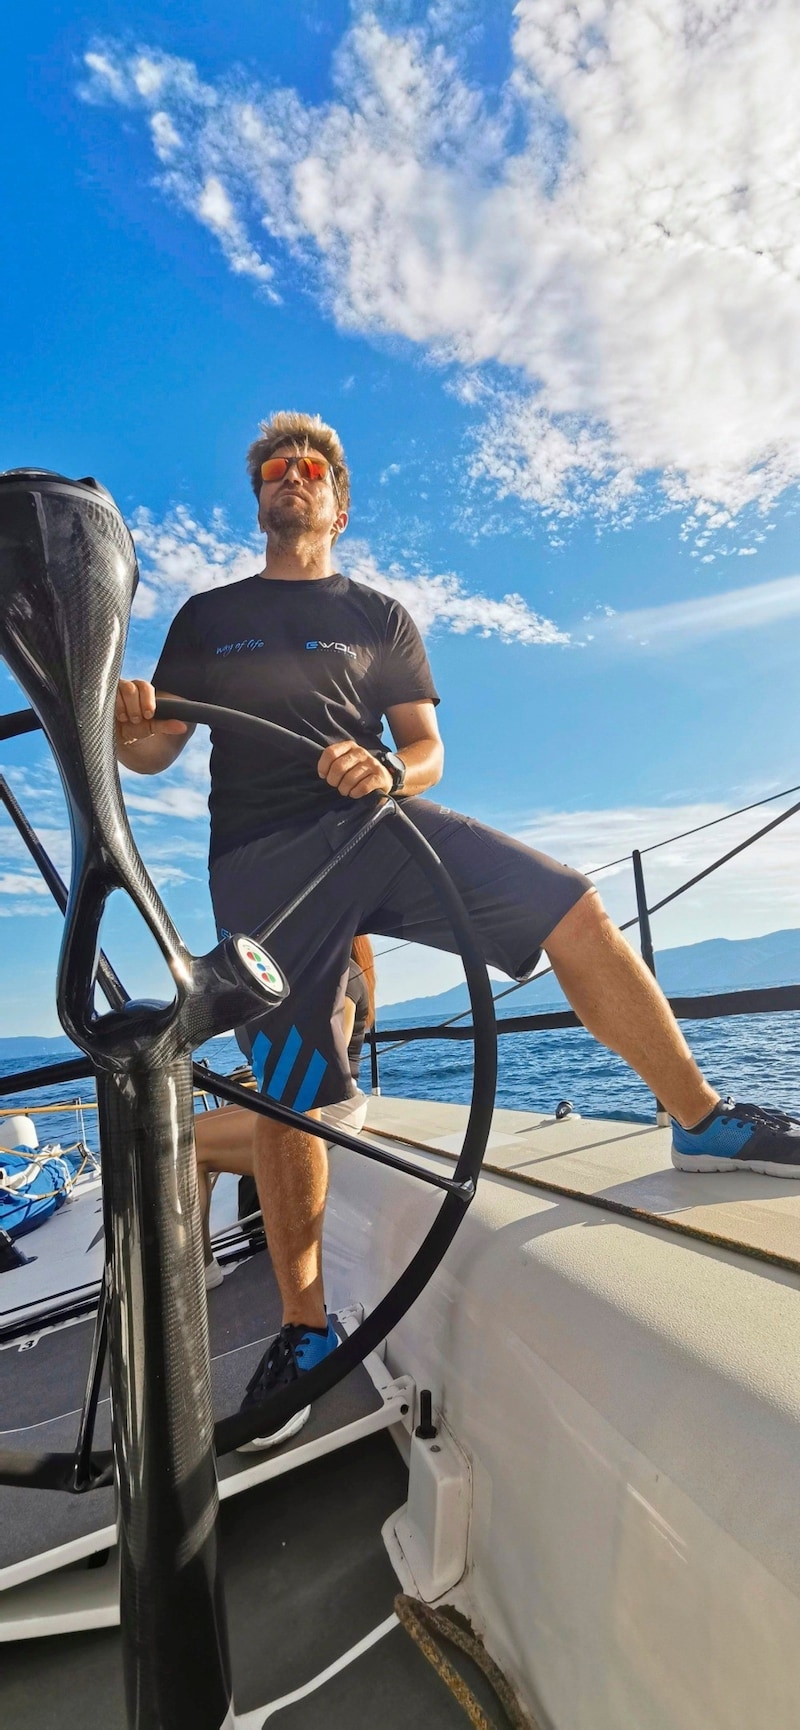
[210, 798, 590, 1111]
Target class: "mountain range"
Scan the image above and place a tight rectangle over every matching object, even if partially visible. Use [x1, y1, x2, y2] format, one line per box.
[378, 927, 800, 1026]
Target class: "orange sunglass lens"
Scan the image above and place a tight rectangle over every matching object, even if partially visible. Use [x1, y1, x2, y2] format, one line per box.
[260, 456, 329, 482]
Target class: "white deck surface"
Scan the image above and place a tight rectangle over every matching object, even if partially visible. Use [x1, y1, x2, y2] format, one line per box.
[364, 1095, 800, 1271]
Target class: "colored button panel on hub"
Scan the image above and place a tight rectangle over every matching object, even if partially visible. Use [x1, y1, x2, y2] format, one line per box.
[235, 937, 286, 997]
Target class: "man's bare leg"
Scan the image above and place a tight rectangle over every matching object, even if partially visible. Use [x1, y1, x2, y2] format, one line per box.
[252, 1112, 328, 1330]
[544, 890, 718, 1129]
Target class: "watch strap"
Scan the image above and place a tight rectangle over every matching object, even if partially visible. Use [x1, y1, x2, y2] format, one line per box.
[375, 749, 406, 793]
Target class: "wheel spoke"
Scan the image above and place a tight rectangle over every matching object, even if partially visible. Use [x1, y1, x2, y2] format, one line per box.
[197, 1065, 473, 1196]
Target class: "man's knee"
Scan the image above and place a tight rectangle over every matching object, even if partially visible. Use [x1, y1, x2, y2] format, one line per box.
[543, 885, 608, 955]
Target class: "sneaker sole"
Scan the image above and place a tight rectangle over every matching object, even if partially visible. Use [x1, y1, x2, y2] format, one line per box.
[236, 1403, 311, 1453]
[672, 1150, 800, 1177]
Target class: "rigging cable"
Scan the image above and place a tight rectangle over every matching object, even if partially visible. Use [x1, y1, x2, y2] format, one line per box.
[373, 781, 800, 1057]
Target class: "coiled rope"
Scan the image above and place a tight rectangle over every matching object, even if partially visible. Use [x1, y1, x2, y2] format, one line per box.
[395, 1595, 539, 1729]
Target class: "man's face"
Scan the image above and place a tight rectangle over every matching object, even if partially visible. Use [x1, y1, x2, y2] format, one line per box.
[258, 444, 343, 544]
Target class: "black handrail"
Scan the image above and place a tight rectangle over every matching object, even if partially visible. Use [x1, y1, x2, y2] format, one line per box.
[368, 981, 800, 1044]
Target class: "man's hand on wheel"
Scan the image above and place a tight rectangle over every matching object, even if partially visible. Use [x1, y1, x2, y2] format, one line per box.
[317, 740, 394, 799]
[115, 680, 187, 748]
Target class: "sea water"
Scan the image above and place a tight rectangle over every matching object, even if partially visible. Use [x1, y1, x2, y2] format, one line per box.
[374, 1009, 800, 1122]
[2, 1010, 799, 1153]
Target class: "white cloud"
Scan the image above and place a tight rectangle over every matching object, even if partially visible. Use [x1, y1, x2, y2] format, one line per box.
[130, 505, 262, 617]
[0, 812, 67, 921]
[0, 760, 73, 889]
[0, 872, 52, 897]
[81, 6, 800, 532]
[194, 176, 275, 285]
[512, 796, 800, 952]
[148, 863, 194, 888]
[150, 111, 181, 161]
[197, 174, 234, 233]
[0, 903, 58, 920]
[131, 505, 568, 644]
[372, 790, 800, 1007]
[343, 539, 568, 643]
[0, 817, 71, 879]
[585, 571, 800, 650]
[133, 55, 168, 100]
[82, 51, 127, 102]
[123, 784, 209, 822]
[0, 738, 207, 894]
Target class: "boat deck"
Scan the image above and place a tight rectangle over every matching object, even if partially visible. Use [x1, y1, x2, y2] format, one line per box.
[365, 1094, 800, 1272]
[0, 1206, 521, 1726]
[0, 1434, 386, 1726]
[0, 1249, 408, 1614]
[0, 1424, 514, 1727]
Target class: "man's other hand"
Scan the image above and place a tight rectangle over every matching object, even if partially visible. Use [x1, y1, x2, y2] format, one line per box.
[317, 740, 393, 799]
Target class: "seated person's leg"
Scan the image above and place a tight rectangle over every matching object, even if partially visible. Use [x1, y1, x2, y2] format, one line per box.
[194, 1104, 259, 1272]
[320, 1087, 369, 1141]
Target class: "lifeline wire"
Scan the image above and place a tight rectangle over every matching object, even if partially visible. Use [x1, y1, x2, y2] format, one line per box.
[374, 782, 800, 1056]
[373, 778, 800, 969]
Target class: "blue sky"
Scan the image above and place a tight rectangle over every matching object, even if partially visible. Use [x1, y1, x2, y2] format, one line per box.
[2, 0, 800, 1033]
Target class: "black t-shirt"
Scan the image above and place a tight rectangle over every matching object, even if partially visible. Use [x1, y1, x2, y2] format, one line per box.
[152, 573, 439, 857]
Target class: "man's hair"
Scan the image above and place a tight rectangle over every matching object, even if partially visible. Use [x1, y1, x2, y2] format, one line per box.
[246, 412, 351, 514]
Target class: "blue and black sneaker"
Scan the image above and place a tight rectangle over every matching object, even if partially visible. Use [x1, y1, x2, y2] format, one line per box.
[672, 1098, 800, 1176]
[237, 1318, 338, 1453]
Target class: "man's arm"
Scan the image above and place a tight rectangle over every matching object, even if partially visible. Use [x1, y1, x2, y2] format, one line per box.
[317, 701, 443, 800]
[115, 680, 195, 775]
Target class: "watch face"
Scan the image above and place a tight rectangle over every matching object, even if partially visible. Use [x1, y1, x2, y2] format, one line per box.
[375, 748, 405, 791]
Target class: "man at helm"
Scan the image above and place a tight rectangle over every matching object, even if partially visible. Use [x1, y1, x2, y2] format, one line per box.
[117, 410, 800, 1448]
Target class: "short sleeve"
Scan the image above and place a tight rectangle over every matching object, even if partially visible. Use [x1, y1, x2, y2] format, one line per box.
[152, 600, 204, 699]
[379, 602, 440, 711]
[345, 959, 369, 1015]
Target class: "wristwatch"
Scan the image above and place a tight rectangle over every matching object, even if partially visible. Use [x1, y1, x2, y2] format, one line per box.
[374, 748, 407, 794]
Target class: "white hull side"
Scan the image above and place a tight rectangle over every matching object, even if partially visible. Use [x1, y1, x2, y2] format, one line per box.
[323, 1134, 800, 1730]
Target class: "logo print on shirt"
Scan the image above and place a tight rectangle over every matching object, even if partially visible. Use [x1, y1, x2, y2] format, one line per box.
[305, 640, 357, 659]
[215, 639, 265, 657]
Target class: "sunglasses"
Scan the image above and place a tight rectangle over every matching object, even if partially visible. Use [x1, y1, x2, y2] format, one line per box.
[260, 453, 339, 504]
